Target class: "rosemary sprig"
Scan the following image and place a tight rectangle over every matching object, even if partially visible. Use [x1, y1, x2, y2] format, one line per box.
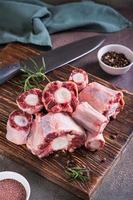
[65, 166, 90, 182]
[19, 57, 50, 92]
[1, 117, 7, 124]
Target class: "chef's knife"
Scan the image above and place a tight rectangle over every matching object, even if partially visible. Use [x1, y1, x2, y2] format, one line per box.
[0, 35, 105, 84]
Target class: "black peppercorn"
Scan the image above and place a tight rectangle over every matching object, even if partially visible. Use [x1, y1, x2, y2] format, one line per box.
[102, 51, 130, 68]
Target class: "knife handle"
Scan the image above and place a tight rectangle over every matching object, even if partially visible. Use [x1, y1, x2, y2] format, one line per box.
[0, 62, 21, 85]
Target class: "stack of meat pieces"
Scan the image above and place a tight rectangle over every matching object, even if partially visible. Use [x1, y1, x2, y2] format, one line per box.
[6, 68, 125, 157]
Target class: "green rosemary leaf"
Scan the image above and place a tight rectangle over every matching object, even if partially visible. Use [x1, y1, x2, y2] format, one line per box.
[15, 88, 24, 96]
[65, 166, 90, 182]
[28, 57, 39, 72]
[1, 117, 7, 123]
[18, 58, 50, 92]
[13, 80, 24, 87]
[42, 57, 46, 71]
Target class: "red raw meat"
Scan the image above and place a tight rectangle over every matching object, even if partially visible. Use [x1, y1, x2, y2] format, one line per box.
[42, 81, 78, 113]
[6, 110, 32, 145]
[79, 82, 125, 119]
[16, 88, 43, 114]
[72, 102, 108, 135]
[69, 68, 89, 91]
[26, 112, 85, 158]
[85, 132, 105, 151]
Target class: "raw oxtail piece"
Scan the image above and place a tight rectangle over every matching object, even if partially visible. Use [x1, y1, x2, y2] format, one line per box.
[6, 110, 32, 145]
[69, 68, 89, 91]
[16, 88, 43, 114]
[72, 102, 108, 134]
[85, 132, 105, 151]
[26, 112, 85, 158]
[42, 81, 79, 113]
[79, 82, 125, 119]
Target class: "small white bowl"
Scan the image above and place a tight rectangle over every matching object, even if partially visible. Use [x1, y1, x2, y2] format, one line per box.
[97, 44, 133, 75]
[0, 171, 30, 200]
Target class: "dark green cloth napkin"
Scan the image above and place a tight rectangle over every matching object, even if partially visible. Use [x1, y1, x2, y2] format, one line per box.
[0, 0, 132, 48]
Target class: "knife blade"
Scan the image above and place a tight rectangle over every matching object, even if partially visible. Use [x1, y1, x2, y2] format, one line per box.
[0, 35, 105, 84]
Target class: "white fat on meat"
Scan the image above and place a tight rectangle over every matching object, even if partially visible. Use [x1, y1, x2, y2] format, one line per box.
[54, 87, 72, 104]
[26, 114, 44, 155]
[73, 73, 85, 83]
[26, 112, 85, 158]
[52, 136, 68, 151]
[85, 132, 105, 151]
[14, 115, 28, 127]
[79, 82, 124, 118]
[72, 102, 108, 135]
[41, 113, 85, 135]
[51, 134, 76, 151]
[6, 124, 28, 145]
[25, 94, 39, 106]
[6, 110, 32, 145]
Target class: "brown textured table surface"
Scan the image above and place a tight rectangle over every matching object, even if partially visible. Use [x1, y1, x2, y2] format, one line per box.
[0, 6, 133, 200]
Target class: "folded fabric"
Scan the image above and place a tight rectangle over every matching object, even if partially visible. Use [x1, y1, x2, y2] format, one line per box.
[0, 0, 132, 48]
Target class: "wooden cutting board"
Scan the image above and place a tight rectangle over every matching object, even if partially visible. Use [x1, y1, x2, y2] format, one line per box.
[0, 43, 133, 200]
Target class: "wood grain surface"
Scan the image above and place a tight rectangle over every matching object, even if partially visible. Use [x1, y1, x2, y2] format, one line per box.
[0, 44, 133, 200]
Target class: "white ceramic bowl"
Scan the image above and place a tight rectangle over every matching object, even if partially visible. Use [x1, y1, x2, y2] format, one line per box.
[0, 171, 30, 200]
[97, 44, 133, 75]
